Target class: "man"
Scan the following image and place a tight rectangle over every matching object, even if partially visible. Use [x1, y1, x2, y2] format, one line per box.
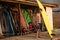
[36, 9, 42, 38]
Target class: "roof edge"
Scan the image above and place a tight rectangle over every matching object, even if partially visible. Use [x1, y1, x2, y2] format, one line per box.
[0, 0, 58, 8]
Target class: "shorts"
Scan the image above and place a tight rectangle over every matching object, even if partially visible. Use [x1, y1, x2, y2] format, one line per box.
[37, 23, 42, 30]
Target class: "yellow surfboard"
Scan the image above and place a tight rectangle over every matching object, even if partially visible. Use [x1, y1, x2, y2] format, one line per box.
[36, 0, 53, 38]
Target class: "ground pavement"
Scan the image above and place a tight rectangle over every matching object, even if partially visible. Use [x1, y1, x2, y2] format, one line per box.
[0, 29, 60, 40]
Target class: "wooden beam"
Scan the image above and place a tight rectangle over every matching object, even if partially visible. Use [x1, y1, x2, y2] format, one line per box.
[0, 0, 58, 8]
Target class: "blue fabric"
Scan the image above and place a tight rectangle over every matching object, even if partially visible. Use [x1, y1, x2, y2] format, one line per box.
[2, 8, 13, 34]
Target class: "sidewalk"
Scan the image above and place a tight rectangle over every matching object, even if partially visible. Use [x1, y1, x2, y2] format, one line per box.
[0, 29, 60, 40]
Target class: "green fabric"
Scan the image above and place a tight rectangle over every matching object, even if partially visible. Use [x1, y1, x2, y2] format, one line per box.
[22, 9, 31, 23]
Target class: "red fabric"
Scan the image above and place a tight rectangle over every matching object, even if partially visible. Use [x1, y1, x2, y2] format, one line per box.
[29, 23, 33, 30]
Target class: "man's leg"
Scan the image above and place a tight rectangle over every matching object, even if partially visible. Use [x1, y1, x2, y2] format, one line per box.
[36, 29, 39, 38]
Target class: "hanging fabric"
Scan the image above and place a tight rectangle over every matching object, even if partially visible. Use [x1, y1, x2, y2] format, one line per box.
[2, 7, 14, 35]
[2, 13, 8, 34]
[20, 10, 27, 29]
[0, 7, 3, 35]
[22, 9, 32, 23]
